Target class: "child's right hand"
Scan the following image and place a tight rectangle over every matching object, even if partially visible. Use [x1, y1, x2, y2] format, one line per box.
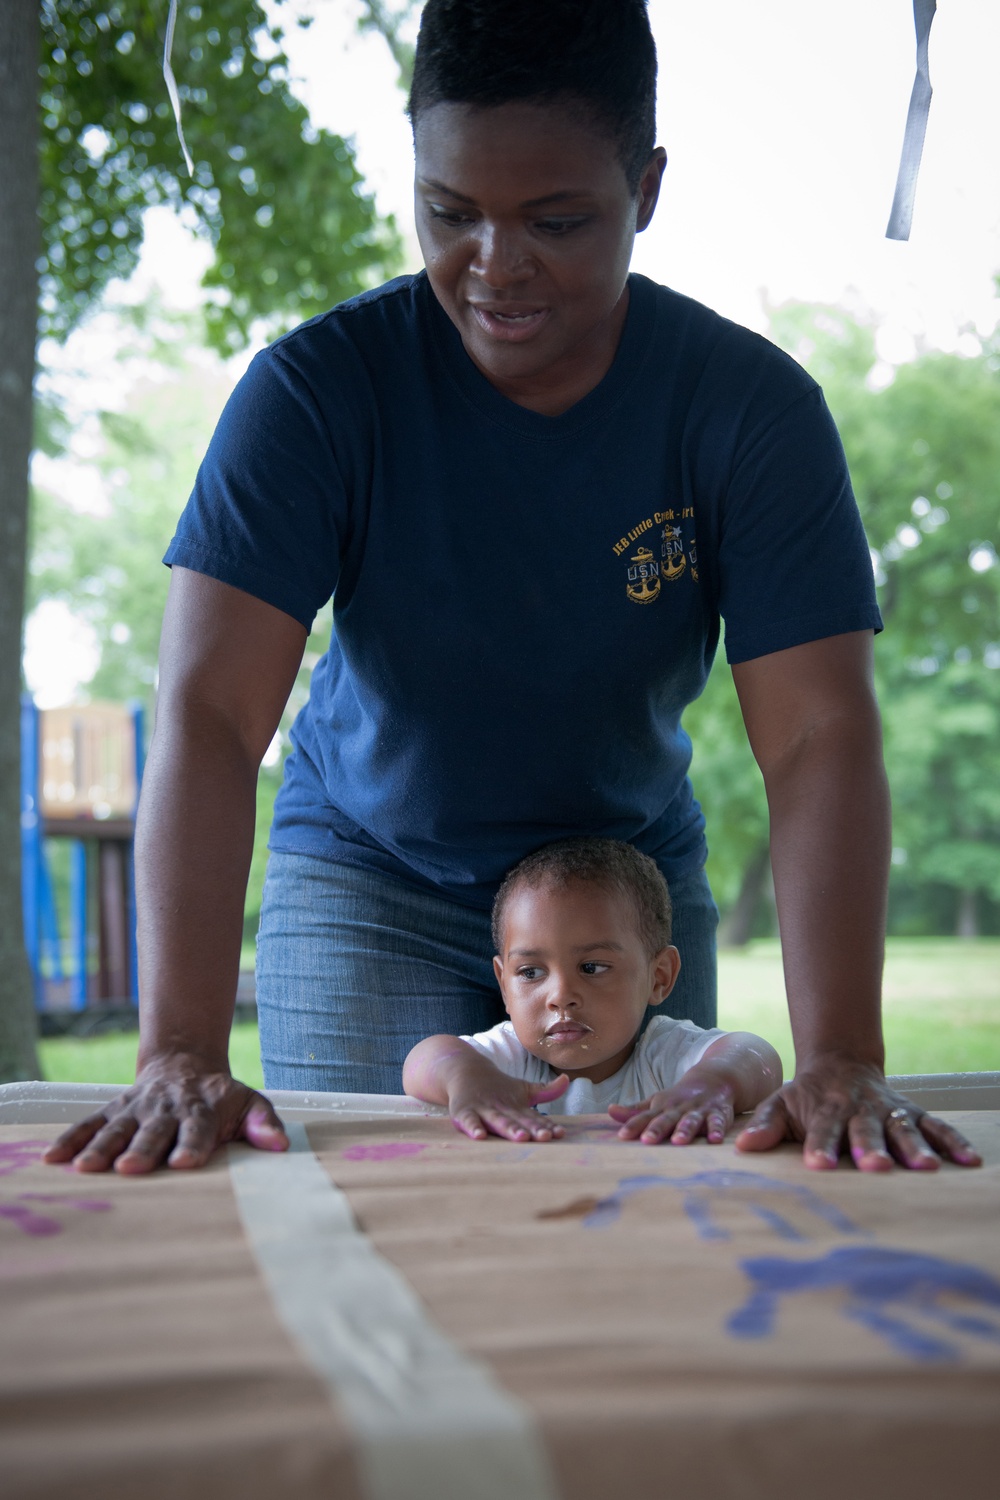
[448, 1072, 570, 1143]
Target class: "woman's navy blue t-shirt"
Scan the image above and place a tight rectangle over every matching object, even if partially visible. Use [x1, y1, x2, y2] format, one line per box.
[164, 272, 881, 908]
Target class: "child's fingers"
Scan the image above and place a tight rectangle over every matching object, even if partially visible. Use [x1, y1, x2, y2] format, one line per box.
[481, 1108, 561, 1143]
[672, 1105, 733, 1145]
[607, 1101, 645, 1122]
[452, 1107, 491, 1141]
[617, 1107, 677, 1141]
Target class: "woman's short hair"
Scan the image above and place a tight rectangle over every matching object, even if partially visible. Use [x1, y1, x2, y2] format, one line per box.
[492, 836, 673, 956]
[408, 0, 658, 191]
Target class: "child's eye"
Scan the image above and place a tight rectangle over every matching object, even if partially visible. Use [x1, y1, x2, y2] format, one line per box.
[516, 966, 543, 981]
[580, 961, 610, 976]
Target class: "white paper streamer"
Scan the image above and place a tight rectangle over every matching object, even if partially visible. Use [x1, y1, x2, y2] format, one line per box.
[163, 0, 195, 177]
[886, 0, 937, 241]
[229, 1123, 559, 1500]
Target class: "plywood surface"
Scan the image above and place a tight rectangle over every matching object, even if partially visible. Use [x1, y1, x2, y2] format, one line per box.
[2, 1112, 998, 1500]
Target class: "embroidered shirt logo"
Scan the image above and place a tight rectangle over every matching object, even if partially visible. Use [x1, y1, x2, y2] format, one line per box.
[614, 508, 699, 602]
[626, 546, 661, 605]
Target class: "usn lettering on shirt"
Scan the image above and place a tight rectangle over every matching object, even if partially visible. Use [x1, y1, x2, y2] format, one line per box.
[613, 509, 699, 606]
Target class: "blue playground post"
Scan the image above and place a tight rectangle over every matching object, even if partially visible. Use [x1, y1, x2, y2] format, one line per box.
[127, 702, 145, 1005]
[20, 695, 145, 1014]
[70, 841, 88, 1011]
[19, 695, 42, 1005]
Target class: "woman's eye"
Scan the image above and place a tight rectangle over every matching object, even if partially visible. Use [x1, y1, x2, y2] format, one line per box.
[536, 217, 587, 236]
[427, 206, 474, 228]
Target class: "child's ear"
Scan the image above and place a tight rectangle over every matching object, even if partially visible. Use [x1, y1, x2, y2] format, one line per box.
[647, 945, 681, 1007]
[493, 955, 512, 1014]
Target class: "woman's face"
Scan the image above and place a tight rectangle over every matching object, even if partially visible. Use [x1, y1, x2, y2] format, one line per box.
[414, 101, 665, 415]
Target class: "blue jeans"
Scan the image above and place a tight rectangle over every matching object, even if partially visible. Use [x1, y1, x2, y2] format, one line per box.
[256, 853, 719, 1094]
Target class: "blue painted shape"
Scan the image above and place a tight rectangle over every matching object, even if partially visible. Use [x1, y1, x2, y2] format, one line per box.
[728, 1246, 1000, 1363]
[583, 1169, 861, 1241]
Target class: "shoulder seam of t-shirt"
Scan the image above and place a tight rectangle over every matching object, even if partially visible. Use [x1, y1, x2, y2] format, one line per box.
[264, 275, 419, 354]
[265, 343, 350, 495]
[729, 383, 826, 476]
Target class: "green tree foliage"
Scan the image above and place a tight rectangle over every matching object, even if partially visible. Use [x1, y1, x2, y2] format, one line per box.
[357, 0, 419, 89]
[693, 302, 1000, 940]
[682, 655, 771, 946]
[39, 0, 402, 351]
[28, 312, 332, 942]
[857, 344, 1000, 935]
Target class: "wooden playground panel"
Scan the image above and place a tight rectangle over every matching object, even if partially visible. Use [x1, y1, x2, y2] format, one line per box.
[21, 699, 144, 1013]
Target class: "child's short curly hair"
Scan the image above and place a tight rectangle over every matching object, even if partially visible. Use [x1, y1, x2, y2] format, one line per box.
[492, 837, 672, 957]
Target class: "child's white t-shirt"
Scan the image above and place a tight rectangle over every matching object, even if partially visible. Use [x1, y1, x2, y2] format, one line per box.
[459, 1015, 728, 1115]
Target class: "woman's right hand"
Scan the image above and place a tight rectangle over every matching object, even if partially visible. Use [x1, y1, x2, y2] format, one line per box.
[42, 1053, 289, 1174]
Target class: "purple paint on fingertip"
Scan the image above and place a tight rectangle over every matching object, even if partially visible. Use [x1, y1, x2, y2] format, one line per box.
[341, 1141, 431, 1162]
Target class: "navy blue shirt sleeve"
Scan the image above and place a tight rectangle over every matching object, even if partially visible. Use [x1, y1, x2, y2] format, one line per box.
[164, 345, 349, 631]
[687, 325, 882, 666]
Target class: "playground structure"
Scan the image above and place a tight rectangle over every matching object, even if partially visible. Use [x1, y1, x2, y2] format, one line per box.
[20, 697, 145, 1014]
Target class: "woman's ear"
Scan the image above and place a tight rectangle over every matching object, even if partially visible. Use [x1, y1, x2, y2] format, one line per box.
[636, 146, 667, 233]
[647, 944, 681, 1007]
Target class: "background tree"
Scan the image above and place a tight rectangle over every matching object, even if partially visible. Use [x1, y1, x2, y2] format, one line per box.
[0, 0, 44, 1080]
[691, 301, 1000, 943]
[1, 0, 402, 1081]
[854, 343, 1000, 936]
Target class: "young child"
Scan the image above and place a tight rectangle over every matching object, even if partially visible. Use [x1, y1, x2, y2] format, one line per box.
[403, 838, 782, 1145]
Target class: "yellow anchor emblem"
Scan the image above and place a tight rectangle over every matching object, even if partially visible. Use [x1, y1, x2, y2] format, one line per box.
[626, 546, 661, 604]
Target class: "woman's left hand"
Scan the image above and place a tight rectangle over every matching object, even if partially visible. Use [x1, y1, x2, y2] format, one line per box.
[734, 1056, 983, 1171]
[608, 1073, 736, 1145]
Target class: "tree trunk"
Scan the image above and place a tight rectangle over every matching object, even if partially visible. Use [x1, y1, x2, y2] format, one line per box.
[955, 887, 979, 940]
[0, 0, 42, 1080]
[718, 843, 771, 948]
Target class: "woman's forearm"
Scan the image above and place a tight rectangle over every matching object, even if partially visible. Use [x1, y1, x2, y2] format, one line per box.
[134, 698, 260, 1073]
[764, 717, 891, 1072]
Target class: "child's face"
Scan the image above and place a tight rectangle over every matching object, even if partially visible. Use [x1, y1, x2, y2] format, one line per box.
[492, 880, 681, 1085]
[413, 100, 665, 410]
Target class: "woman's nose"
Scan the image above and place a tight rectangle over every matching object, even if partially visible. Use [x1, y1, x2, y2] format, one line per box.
[470, 224, 533, 287]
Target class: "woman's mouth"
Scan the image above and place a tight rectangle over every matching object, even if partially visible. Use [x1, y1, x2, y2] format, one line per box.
[469, 303, 549, 343]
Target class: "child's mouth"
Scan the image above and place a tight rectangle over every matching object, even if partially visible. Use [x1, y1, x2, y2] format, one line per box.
[541, 1021, 594, 1047]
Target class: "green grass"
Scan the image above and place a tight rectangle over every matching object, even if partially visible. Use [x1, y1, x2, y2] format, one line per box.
[36, 939, 1000, 1085]
[38, 1021, 264, 1089]
[719, 937, 1000, 1076]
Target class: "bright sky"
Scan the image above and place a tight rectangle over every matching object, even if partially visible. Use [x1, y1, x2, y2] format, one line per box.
[26, 0, 1000, 704]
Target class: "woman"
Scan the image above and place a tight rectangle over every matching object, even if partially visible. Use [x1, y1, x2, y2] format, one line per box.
[49, 0, 979, 1176]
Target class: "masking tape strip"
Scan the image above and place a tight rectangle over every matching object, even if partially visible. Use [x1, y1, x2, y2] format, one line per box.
[886, 0, 936, 241]
[229, 1122, 559, 1500]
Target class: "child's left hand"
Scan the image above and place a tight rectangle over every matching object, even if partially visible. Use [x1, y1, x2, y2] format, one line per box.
[608, 1070, 736, 1145]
